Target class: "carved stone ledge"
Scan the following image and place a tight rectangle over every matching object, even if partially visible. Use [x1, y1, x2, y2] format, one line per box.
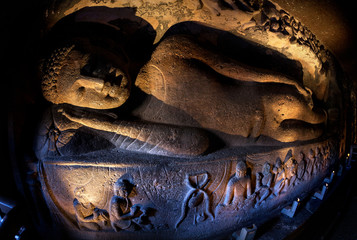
[38, 139, 338, 239]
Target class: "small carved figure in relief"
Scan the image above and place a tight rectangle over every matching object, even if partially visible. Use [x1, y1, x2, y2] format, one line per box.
[109, 178, 153, 232]
[315, 147, 324, 172]
[322, 145, 330, 167]
[222, 161, 252, 208]
[254, 162, 273, 207]
[282, 157, 297, 192]
[295, 152, 306, 183]
[73, 187, 109, 231]
[272, 158, 285, 196]
[176, 172, 214, 228]
[304, 149, 315, 180]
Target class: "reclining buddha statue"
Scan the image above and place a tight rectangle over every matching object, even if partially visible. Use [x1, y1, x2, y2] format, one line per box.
[23, 0, 352, 239]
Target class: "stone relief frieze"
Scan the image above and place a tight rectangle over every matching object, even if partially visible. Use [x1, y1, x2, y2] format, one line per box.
[37, 140, 338, 238]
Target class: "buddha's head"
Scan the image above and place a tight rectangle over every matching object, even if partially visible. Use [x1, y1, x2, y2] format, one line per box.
[40, 42, 130, 109]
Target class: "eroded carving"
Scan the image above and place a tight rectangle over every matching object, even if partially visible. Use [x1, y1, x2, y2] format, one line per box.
[215, 145, 335, 214]
[305, 149, 316, 180]
[176, 172, 214, 228]
[295, 152, 306, 183]
[73, 187, 109, 230]
[222, 161, 252, 208]
[254, 162, 273, 207]
[272, 158, 285, 196]
[282, 156, 297, 192]
[109, 177, 154, 232]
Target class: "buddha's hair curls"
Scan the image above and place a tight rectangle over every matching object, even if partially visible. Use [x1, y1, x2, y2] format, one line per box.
[40, 44, 74, 103]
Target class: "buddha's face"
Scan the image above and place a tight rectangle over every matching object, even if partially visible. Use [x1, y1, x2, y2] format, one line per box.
[47, 47, 130, 109]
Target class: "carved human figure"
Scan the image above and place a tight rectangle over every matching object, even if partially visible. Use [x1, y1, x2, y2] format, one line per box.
[304, 149, 316, 180]
[254, 162, 273, 207]
[223, 161, 252, 208]
[38, 32, 329, 159]
[315, 147, 324, 172]
[109, 178, 144, 232]
[28, 0, 348, 239]
[296, 152, 306, 182]
[73, 187, 109, 231]
[282, 157, 297, 192]
[322, 145, 330, 167]
[272, 158, 285, 196]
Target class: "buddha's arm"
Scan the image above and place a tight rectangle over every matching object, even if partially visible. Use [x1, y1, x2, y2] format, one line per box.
[62, 109, 209, 157]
